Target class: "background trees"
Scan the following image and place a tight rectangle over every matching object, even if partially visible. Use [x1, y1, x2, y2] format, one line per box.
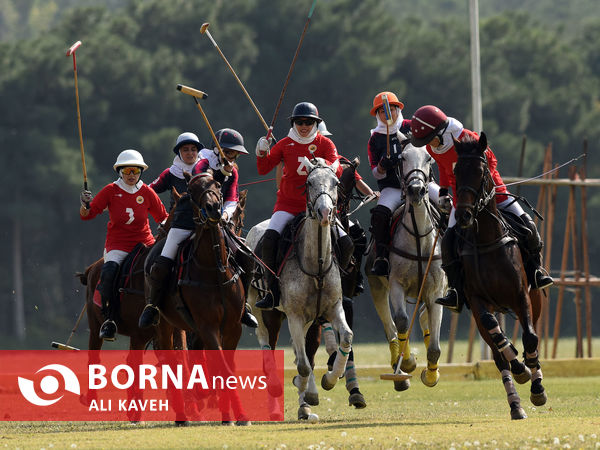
[0, 0, 597, 347]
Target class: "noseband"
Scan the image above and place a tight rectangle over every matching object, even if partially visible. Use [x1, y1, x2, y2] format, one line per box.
[188, 173, 223, 226]
[455, 154, 495, 219]
[304, 165, 337, 221]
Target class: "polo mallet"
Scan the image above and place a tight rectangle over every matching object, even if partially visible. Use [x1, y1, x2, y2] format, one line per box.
[51, 303, 86, 351]
[200, 23, 270, 133]
[265, 0, 318, 141]
[382, 94, 393, 158]
[66, 41, 88, 191]
[176, 84, 226, 161]
[380, 227, 441, 382]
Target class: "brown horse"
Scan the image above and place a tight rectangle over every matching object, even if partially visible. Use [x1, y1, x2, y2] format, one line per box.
[453, 133, 547, 420]
[152, 171, 248, 424]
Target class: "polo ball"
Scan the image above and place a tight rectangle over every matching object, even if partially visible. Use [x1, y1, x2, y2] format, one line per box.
[307, 413, 319, 423]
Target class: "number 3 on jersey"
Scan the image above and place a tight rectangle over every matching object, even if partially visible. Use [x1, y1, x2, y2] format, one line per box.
[125, 207, 135, 225]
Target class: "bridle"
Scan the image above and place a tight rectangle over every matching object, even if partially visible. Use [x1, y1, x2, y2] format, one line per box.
[455, 154, 496, 222]
[304, 163, 338, 222]
[188, 172, 223, 226]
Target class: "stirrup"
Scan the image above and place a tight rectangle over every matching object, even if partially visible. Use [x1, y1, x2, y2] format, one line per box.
[372, 257, 389, 276]
[255, 292, 275, 310]
[138, 304, 160, 329]
[435, 289, 462, 313]
[241, 308, 258, 328]
[534, 270, 553, 290]
[99, 320, 117, 341]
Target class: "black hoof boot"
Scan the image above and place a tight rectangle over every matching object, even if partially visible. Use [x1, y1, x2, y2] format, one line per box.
[241, 304, 258, 328]
[255, 292, 274, 310]
[138, 304, 160, 329]
[99, 320, 117, 341]
[372, 257, 389, 277]
[435, 289, 463, 313]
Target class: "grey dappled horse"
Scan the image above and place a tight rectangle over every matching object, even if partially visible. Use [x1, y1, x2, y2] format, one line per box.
[246, 157, 353, 420]
[366, 144, 445, 390]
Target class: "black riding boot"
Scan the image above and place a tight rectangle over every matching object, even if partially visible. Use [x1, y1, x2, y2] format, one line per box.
[435, 227, 466, 313]
[337, 234, 355, 271]
[234, 249, 259, 327]
[349, 222, 367, 295]
[370, 205, 392, 276]
[138, 256, 173, 329]
[241, 303, 258, 328]
[255, 229, 280, 310]
[520, 213, 553, 289]
[97, 261, 120, 340]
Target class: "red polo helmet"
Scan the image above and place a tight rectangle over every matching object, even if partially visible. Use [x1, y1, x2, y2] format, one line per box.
[410, 105, 449, 147]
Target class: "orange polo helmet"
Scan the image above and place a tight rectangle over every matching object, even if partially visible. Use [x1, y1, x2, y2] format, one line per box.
[370, 91, 404, 116]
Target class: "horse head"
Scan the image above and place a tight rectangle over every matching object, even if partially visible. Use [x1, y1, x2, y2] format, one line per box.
[399, 143, 432, 206]
[453, 132, 494, 228]
[303, 157, 339, 227]
[184, 170, 223, 226]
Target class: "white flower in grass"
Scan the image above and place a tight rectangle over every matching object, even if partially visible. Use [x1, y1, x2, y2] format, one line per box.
[563, 444, 571, 449]
[340, 432, 347, 437]
[591, 434, 597, 439]
[579, 435, 585, 442]
[553, 437, 560, 445]
[463, 441, 472, 447]
[70, 445, 77, 449]
[473, 441, 480, 446]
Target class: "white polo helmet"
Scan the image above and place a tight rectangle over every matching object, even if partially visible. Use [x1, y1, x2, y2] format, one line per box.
[113, 149, 148, 172]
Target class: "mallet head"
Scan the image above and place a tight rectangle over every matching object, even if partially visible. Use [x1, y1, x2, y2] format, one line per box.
[177, 84, 208, 99]
[200, 23, 210, 34]
[66, 41, 82, 56]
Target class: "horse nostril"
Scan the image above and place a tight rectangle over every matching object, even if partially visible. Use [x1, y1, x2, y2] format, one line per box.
[419, 186, 426, 197]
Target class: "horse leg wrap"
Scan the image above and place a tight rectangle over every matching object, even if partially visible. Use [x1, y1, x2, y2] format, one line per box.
[524, 351, 539, 369]
[398, 332, 417, 373]
[322, 323, 337, 356]
[423, 329, 431, 349]
[481, 313, 518, 362]
[501, 369, 520, 406]
[389, 337, 400, 368]
[344, 360, 359, 392]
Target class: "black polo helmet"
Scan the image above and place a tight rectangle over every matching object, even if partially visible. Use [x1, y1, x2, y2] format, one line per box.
[289, 102, 322, 125]
[213, 128, 248, 154]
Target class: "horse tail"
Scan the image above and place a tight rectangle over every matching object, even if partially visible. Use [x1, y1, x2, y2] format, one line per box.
[75, 262, 97, 286]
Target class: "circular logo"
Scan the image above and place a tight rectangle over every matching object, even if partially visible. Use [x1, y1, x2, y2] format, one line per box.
[308, 144, 317, 153]
[136, 196, 144, 204]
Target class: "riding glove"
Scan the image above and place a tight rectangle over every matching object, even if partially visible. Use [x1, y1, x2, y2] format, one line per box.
[255, 136, 271, 157]
[80, 190, 93, 209]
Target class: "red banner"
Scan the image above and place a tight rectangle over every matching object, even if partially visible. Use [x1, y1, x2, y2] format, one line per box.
[0, 350, 284, 422]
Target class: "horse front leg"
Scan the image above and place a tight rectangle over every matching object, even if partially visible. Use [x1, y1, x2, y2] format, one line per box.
[367, 273, 399, 367]
[389, 281, 416, 375]
[420, 297, 443, 387]
[321, 301, 353, 391]
[473, 304, 527, 420]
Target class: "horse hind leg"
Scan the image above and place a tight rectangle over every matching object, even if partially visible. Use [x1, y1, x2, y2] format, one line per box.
[420, 302, 442, 388]
[481, 312, 531, 384]
[502, 369, 527, 420]
[522, 329, 547, 406]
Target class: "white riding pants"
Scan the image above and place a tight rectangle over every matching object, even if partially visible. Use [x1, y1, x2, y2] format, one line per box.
[266, 210, 296, 234]
[160, 227, 193, 260]
[447, 196, 524, 229]
[103, 249, 128, 265]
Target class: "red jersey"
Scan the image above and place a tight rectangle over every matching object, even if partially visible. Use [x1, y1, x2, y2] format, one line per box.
[257, 134, 341, 214]
[426, 128, 508, 204]
[81, 182, 168, 252]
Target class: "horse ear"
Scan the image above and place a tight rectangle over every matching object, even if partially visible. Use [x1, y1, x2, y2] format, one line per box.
[352, 156, 360, 168]
[183, 171, 192, 182]
[479, 132, 488, 152]
[302, 156, 315, 172]
[207, 168, 214, 177]
[171, 186, 182, 201]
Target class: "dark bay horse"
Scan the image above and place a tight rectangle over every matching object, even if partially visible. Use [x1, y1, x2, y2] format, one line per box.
[453, 133, 547, 420]
[152, 171, 249, 424]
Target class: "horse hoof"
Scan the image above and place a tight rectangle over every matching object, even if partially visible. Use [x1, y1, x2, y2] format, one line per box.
[420, 368, 440, 387]
[400, 354, 417, 373]
[530, 391, 547, 406]
[267, 379, 283, 398]
[394, 379, 410, 392]
[174, 421, 188, 427]
[236, 420, 251, 426]
[298, 404, 311, 420]
[221, 421, 235, 426]
[513, 366, 532, 384]
[348, 392, 366, 409]
[321, 373, 336, 391]
[510, 407, 527, 420]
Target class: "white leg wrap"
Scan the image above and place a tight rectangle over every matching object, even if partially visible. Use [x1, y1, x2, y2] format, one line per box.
[345, 362, 359, 392]
[322, 323, 337, 355]
[501, 369, 520, 405]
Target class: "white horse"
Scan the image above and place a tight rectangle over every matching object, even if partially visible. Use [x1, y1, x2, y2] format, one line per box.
[246, 157, 353, 420]
[366, 144, 445, 390]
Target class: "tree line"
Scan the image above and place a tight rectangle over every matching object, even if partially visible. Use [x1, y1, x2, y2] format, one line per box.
[0, 0, 598, 347]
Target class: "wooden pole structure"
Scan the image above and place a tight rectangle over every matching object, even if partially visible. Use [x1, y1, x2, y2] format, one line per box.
[542, 163, 559, 358]
[580, 142, 592, 357]
[570, 169, 583, 358]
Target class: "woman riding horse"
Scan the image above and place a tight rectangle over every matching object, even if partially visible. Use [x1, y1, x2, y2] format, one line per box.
[451, 133, 547, 419]
[79, 149, 168, 341]
[138, 128, 257, 329]
[254, 101, 353, 310]
[410, 105, 553, 312]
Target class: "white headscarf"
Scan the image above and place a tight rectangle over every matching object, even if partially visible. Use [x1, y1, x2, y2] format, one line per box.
[370, 107, 404, 135]
[428, 117, 464, 154]
[169, 155, 198, 179]
[288, 123, 318, 144]
[115, 177, 143, 194]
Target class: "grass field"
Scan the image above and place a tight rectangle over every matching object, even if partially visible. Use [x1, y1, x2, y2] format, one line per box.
[1, 340, 599, 449]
